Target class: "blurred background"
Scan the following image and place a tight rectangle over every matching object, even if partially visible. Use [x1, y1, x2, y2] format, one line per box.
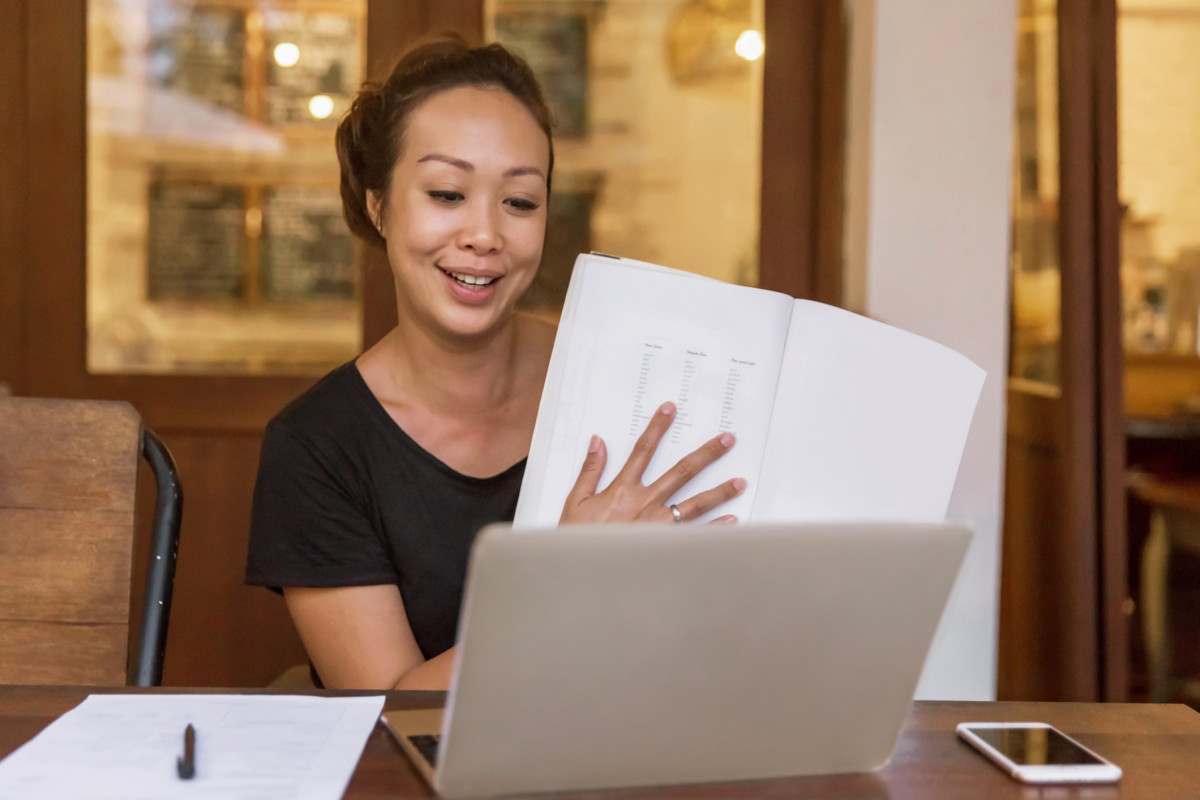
[6, 0, 1200, 710]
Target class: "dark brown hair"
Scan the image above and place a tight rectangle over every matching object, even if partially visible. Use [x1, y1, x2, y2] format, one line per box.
[335, 35, 555, 248]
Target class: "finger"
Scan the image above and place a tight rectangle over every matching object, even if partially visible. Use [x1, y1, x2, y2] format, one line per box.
[673, 477, 747, 521]
[613, 402, 676, 485]
[647, 432, 736, 504]
[561, 435, 606, 516]
[707, 515, 738, 525]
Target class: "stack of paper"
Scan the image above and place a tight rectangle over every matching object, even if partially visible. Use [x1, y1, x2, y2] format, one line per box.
[0, 694, 384, 799]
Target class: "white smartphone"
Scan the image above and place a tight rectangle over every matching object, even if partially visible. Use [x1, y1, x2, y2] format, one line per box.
[956, 722, 1122, 784]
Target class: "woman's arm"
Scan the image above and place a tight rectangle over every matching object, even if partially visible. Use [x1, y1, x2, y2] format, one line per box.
[284, 584, 455, 690]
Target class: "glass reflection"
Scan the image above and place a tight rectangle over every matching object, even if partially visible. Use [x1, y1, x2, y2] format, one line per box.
[1119, 0, 1200, 356]
[1009, 0, 1061, 385]
[87, 0, 364, 375]
[486, 0, 765, 315]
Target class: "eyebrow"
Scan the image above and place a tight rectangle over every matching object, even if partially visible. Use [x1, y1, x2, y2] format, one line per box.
[417, 153, 545, 180]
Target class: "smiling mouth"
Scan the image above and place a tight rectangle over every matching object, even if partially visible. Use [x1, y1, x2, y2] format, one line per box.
[443, 269, 497, 288]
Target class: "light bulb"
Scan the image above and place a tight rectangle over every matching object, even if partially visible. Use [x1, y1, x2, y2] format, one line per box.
[309, 94, 334, 120]
[734, 30, 765, 62]
[274, 43, 300, 68]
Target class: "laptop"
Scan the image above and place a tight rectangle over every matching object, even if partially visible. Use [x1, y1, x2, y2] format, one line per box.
[383, 521, 970, 797]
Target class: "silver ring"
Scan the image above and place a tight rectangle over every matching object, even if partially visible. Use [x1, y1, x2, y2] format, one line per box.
[669, 504, 684, 524]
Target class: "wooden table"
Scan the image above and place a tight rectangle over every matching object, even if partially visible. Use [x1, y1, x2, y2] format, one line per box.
[2, 686, 1198, 798]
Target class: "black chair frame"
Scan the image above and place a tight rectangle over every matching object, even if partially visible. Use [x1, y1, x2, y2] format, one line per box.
[132, 428, 183, 687]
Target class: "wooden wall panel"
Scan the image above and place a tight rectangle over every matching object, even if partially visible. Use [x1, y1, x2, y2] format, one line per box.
[158, 433, 307, 687]
[999, 387, 1067, 699]
[23, 0, 85, 402]
[0, 398, 140, 508]
[0, 622, 127, 686]
[0, 0, 27, 393]
[0, 510, 132, 622]
[0, 397, 138, 686]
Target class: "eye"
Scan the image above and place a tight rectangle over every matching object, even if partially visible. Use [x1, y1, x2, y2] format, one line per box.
[428, 190, 464, 205]
[504, 197, 541, 213]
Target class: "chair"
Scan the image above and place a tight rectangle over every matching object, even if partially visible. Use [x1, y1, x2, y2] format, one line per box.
[0, 397, 182, 686]
[1128, 472, 1200, 703]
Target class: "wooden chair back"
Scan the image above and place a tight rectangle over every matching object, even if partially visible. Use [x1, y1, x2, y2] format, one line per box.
[0, 397, 142, 685]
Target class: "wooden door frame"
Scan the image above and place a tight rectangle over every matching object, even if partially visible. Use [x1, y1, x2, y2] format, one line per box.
[1055, 0, 1103, 702]
[1056, 0, 1125, 702]
[16, 0, 475, 430]
[0, 0, 27, 395]
[760, 0, 845, 304]
[999, 0, 1126, 702]
[18, 1, 314, 431]
[1094, 0, 1126, 704]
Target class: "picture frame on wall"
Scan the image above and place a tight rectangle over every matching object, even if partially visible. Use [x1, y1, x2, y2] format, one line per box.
[147, 179, 246, 301]
[494, 10, 589, 139]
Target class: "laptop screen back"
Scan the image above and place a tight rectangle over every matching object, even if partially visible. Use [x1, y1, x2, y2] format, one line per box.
[434, 522, 970, 798]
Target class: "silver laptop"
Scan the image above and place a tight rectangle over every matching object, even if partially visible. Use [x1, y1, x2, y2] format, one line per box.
[383, 521, 970, 797]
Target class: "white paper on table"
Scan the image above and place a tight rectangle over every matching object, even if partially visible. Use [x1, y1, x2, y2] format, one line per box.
[0, 693, 385, 800]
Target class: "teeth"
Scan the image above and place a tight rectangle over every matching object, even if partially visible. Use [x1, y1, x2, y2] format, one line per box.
[449, 271, 495, 286]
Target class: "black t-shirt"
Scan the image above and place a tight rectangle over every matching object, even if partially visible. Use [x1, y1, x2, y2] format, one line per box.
[245, 361, 525, 660]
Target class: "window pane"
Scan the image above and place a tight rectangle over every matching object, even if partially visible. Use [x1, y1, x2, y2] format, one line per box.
[86, 0, 365, 375]
[1009, 0, 1061, 385]
[487, 0, 765, 314]
[1119, 0, 1200, 356]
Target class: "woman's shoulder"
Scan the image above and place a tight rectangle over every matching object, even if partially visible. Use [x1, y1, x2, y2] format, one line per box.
[267, 360, 373, 440]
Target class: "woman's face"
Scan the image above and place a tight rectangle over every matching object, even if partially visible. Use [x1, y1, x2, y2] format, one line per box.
[369, 86, 550, 344]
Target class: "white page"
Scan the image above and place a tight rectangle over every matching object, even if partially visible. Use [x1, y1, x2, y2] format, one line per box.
[753, 301, 985, 523]
[515, 256, 795, 527]
[0, 694, 385, 800]
[516, 254, 716, 521]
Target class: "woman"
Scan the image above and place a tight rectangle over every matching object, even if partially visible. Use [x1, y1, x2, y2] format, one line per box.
[246, 37, 745, 691]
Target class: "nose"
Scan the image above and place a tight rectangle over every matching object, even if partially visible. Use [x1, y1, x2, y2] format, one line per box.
[458, 198, 501, 255]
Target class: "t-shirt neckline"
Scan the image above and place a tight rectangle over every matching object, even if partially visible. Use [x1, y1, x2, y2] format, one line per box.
[343, 360, 528, 485]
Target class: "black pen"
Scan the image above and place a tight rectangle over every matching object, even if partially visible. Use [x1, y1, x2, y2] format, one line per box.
[177, 723, 196, 779]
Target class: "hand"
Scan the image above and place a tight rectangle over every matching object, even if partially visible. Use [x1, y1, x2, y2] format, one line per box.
[559, 401, 747, 525]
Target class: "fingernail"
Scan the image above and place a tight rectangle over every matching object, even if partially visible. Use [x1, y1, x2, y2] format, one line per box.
[660, 402, 675, 415]
[720, 433, 735, 448]
[588, 435, 600, 453]
[732, 477, 747, 492]
[723, 516, 738, 524]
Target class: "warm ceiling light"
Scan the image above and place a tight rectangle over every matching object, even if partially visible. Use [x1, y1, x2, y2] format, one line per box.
[308, 94, 334, 120]
[734, 30, 765, 61]
[274, 43, 300, 67]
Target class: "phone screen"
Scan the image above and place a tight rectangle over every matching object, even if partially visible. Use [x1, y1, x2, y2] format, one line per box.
[967, 726, 1103, 766]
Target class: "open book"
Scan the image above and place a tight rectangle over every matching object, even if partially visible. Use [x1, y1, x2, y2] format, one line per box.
[513, 253, 986, 527]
